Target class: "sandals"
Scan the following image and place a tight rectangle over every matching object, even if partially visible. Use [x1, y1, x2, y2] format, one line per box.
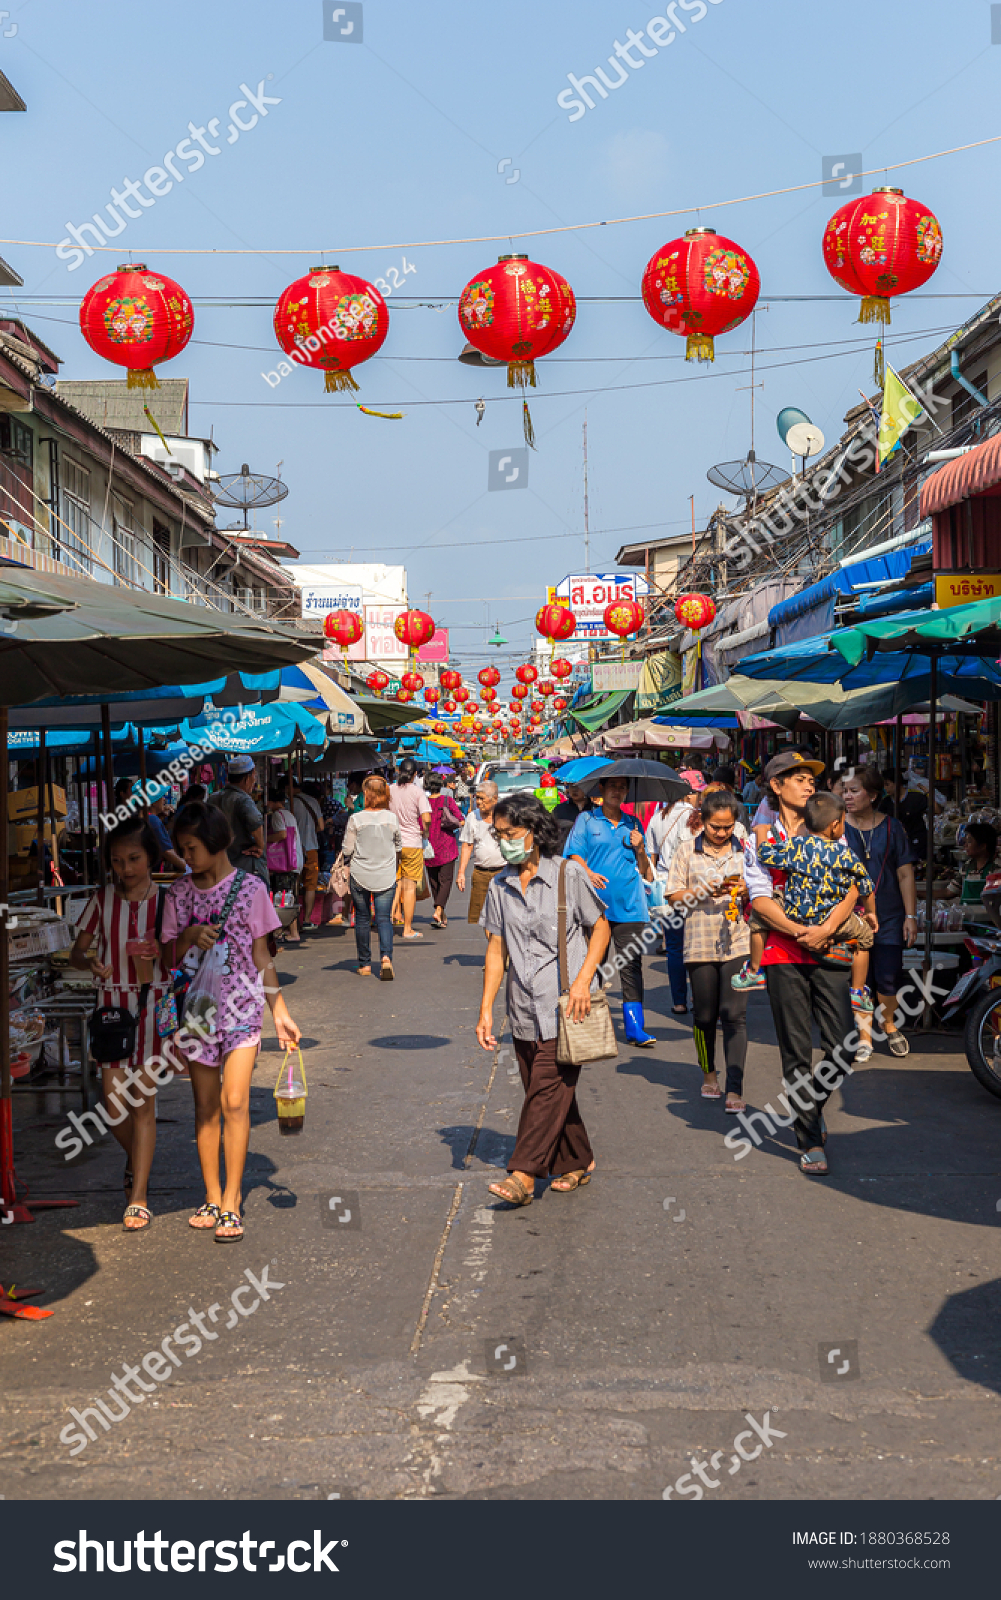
[123, 1203, 151, 1232]
[800, 1148, 828, 1176]
[725, 1096, 746, 1113]
[189, 1202, 221, 1230]
[356, 966, 372, 977]
[550, 1169, 591, 1192]
[701, 1083, 724, 1100]
[380, 959, 395, 981]
[487, 1173, 534, 1207]
[215, 1210, 244, 1243]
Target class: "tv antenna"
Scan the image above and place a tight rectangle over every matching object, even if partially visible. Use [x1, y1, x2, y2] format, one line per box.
[212, 462, 289, 532]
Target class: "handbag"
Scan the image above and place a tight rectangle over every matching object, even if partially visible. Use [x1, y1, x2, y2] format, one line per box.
[329, 851, 350, 897]
[439, 799, 462, 836]
[90, 887, 165, 1060]
[555, 860, 618, 1066]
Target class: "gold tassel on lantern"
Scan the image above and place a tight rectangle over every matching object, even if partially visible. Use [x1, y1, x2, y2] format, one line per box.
[858, 296, 891, 326]
[127, 367, 159, 390]
[685, 333, 715, 363]
[325, 367, 360, 393]
[507, 360, 537, 389]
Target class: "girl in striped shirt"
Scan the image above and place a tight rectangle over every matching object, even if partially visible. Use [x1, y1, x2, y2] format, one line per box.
[70, 817, 171, 1232]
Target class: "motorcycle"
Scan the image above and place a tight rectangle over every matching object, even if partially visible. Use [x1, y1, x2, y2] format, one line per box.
[942, 870, 1001, 1100]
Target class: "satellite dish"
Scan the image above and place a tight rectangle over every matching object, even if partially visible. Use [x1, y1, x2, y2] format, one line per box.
[213, 463, 288, 531]
[785, 421, 825, 458]
[707, 450, 788, 501]
[776, 406, 812, 446]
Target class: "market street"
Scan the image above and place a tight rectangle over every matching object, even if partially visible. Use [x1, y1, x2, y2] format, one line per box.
[2, 896, 999, 1502]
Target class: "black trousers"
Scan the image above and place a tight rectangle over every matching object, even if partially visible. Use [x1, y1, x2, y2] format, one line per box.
[427, 859, 455, 912]
[764, 960, 853, 1151]
[509, 1036, 593, 1178]
[607, 920, 648, 1003]
[688, 958, 748, 1094]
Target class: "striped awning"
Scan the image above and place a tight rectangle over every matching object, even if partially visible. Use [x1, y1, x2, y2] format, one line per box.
[921, 431, 1001, 516]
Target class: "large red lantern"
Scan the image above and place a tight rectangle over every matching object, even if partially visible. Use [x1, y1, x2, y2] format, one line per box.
[443, 699, 457, 714]
[551, 658, 573, 681]
[536, 603, 576, 647]
[79, 263, 194, 389]
[453, 686, 470, 704]
[458, 255, 576, 390]
[641, 229, 759, 363]
[395, 608, 436, 662]
[823, 187, 943, 325]
[604, 599, 644, 638]
[366, 669, 390, 696]
[674, 593, 716, 631]
[273, 265, 389, 392]
[477, 666, 501, 688]
[553, 696, 568, 712]
[515, 664, 538, 687]
[323, 609, 363, 661]
[423, 686, 440, 706]
[440, 669, 463, 692]
[401, 670, 424, 693]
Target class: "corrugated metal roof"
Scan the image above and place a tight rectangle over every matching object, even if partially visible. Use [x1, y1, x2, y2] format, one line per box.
[920, 430, 1001, 515]
[56, 378, 189, 436]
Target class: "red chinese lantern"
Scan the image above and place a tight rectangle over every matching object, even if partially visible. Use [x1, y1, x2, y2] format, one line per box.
[395, 689, 414, 703]
[366, 669, 390, 696]
[395, 608, 436, 662]
[553, 696, 568, 712]
[540, 773, 557, 789]
[432, 720, 447, 734]
[443, 699, 457, 714]
[440, 669, 463, 692]
[79, 263, 194, 389]
[641, 228, 759, 363]
[537, 680, 555, 698]
[401, 670, 424, 692]
[423, 686, 440, 706]
[674, 593, 716, 631]
[823, 187, 943, 325]
[323, 609, 364, 662]
[458, 255, 576, 390]
[453, 686, 470, 704]
[477, 666, 501, 688]
[479, 686, 498, 705]
[551, 658, 573, 681]
[536, 603, 577, 649]
[511, 683, 529, 702]
[516, 664, 538, 687]
[472, 719, 484, 733]
[509, 699, 523, 713]
[604, 598, 644, 659]
[273, 265, 389, 392]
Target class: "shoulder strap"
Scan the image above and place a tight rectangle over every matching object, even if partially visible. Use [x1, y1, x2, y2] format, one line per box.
[216, 869, 246, 934]
[154, 885, 165, 944]
[558, 858, 569, 997]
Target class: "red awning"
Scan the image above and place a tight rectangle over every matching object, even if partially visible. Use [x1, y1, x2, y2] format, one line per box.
[921, 431, 1001, 517]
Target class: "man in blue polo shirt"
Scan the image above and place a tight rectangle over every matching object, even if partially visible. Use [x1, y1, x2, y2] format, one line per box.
[564, 774, 656, 1047]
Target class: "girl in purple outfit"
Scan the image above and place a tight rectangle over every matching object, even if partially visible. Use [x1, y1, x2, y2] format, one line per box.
[162, 803, 300, 1243]
[424, 773, 464, 928]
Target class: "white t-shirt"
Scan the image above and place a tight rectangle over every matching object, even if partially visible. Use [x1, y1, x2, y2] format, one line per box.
[293, 794, 322, 854]
[459, 808, 505, 870]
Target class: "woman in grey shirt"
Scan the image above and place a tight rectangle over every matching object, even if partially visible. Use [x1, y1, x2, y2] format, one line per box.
[342, 775, 402, 980]
[477, 793, 610, 1206]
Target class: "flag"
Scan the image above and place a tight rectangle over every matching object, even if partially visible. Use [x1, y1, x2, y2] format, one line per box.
[877, 365, 925, 469]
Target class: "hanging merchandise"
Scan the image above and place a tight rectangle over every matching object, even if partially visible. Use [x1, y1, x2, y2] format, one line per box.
[401, 670, 425, 692]
[458, 254, 576, 448]
[478, 666, 501, 689]
[674, 593, 716, 630]
[440, 669, 463, 692]
[79, 263, 194, 390]
[395, 608, 436, 662]
[823, 188, 943, 324]
[641, 229, 759, 363]
[323, 608, 364, 661]
[273, 265, 389, 392]
[551, 658, 573, 681]
[366, 669, 390, 695]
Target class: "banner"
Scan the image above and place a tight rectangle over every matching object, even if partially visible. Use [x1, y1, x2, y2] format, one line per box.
[592, 661, 642, 691]
[554, 572, 650, 638]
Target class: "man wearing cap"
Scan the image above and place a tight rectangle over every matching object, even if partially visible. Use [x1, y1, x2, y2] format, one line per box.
[743, 749, 859, 1176]
[208, 755, 269, 887]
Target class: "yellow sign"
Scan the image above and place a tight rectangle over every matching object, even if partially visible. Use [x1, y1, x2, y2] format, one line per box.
[934, 573, 1001, 608]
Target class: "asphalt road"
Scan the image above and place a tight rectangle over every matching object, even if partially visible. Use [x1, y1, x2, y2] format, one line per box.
[3, 888, 1000, 1501]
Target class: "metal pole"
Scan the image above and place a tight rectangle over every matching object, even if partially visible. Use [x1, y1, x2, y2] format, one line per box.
[47, 751, 62, 918]
[94, 729, 106, 888]
[36, 728, 46, 906]
[138, 730, 148, 817]
[923, 655, 937, 1026]
[894, 713, 903, 815]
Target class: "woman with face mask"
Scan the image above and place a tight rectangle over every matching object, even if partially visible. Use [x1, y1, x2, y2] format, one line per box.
[476, 793, 611, 1207]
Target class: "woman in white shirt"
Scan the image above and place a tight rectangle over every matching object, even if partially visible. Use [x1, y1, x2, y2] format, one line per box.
[342, 775, 403, 979]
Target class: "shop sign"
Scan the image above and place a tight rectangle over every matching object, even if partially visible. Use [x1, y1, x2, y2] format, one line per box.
[934, 573, 1001, 608]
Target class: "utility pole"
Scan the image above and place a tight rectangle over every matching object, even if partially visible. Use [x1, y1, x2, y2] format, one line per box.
[690, 494, 696, 557]
[582, 414, 590, 576]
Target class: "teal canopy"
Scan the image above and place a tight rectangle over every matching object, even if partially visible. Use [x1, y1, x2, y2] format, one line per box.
[169, 701, 326, 756]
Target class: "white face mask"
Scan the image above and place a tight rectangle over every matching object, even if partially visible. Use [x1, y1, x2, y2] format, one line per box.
[499, 834, 531, 864]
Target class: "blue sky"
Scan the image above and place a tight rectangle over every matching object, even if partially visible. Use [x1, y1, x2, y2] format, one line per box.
[2, 0, 998, 671]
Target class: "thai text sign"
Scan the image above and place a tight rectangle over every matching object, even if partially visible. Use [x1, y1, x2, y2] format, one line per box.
[300, 583, 363, 619]
[555, 572, 650, 638]
[934, 573, 1001, 608]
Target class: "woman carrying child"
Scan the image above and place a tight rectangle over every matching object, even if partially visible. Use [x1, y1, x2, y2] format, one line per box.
[162, 803, 300, 1242]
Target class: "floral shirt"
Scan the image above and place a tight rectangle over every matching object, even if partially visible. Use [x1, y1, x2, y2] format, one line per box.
[758, 832, 873, 926]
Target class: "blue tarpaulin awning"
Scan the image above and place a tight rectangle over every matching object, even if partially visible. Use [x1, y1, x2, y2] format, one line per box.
[768, 540, 932, 642]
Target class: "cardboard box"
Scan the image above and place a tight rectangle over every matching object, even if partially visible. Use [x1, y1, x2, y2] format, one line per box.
[8, 821, 55, 855]
[8, 784, 67, 821]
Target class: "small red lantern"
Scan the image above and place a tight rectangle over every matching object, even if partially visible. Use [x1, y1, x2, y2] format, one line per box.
[423, 686, 440, 706]
[604, 598, 644, 642]
[323, 609, 364, 660]
[641, 228, 759, 363]
[432, 720, 447, 735]
[540, 773, 557, 788]
[472, 719, 484, 733]
[551, 657, 573, 681]
[79, 262, 194, 390]
[537, 680, 555, 697]
[536, 603, 576, 647]
[366, 669, 390, 696]
[273, 265, 389, 392]
[401, 670, 424, 693]
[477, 666, 501, 688]
[515, 664, 539, 687]
[823, 187, 943, 325]
[509, 699, 523, 713]
[511, 683, 529, 702]
[395, 608, 436, 661]
[453, 686, 470, 704]
[443, 699, 457, 714]
[479, 686, 497, 705]
[440, 669, 463, 692]
[458, 255, 576, 389]
[674, 593, 716, 631]
[395, 689, 414, 703]
[553, 696, 568, 712]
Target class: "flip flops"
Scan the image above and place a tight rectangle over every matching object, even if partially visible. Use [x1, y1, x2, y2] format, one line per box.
[123, 1203, 152, 1231]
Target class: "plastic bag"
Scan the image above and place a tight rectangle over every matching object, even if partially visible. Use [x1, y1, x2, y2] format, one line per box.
[180, 942, 228, 1051]
[274, 1046, 308, 1136]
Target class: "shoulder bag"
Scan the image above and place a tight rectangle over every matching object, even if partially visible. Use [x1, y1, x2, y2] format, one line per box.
[555, 859, 618, 1065]
[89, 888, 165, 1063]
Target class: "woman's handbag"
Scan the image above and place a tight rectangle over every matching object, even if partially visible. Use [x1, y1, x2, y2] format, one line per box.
[555, 860, 618, 1066]
[439, 799, 462, 836]
[89, 887, 164, 1060]
[329, 851, 350, 897]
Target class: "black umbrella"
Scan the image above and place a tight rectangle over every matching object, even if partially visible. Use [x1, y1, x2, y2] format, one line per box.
[575, 758, 691, 803]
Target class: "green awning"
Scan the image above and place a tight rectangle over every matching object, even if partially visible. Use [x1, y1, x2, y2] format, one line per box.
[833, 596, 1001, 667]
[569, 689, 633, 732]
[354, 694, 429, 733]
